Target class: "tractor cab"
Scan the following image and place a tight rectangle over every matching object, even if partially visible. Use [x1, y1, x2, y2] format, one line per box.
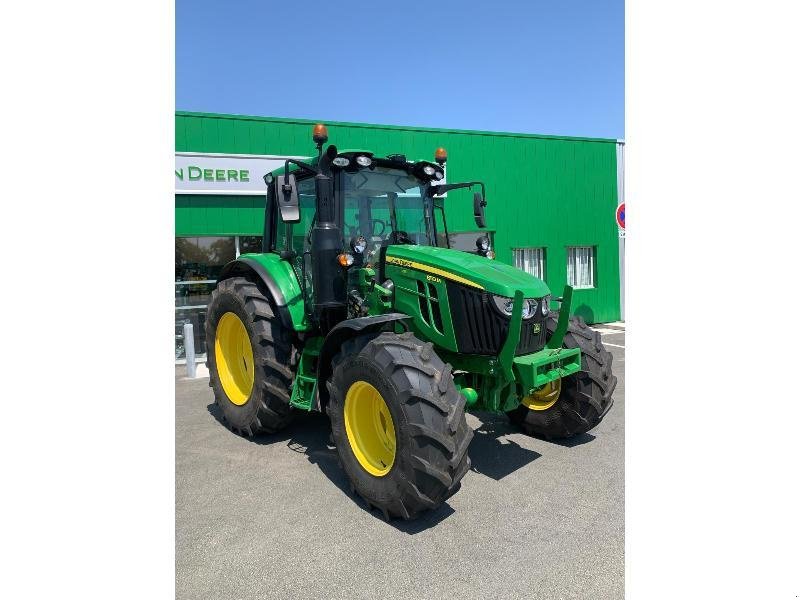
[260, 126, 492, 332]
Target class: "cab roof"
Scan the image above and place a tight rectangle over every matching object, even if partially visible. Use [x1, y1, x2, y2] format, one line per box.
[267, 149, 440, 181]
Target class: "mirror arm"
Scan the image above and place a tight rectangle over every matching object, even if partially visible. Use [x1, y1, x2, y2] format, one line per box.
[276, 158, 321, 200]
[431, 181, 486, 200]
[283, 158, 318, 179]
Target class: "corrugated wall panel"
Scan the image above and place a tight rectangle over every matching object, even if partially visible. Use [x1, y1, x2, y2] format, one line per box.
[176, 195, 264, 236]
[175, 112, 621, 322]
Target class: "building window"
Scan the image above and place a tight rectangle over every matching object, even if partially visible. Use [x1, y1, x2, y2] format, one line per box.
[175, 236, 237, 361]
[513, 247, 546, 279]
[567, 246, 595, 289]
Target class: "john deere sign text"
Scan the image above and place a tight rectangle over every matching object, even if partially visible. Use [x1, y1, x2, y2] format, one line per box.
[175, 152, 303, 195]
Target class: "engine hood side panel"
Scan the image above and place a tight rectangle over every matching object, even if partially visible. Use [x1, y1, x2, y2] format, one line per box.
[384, 245, 551, 298]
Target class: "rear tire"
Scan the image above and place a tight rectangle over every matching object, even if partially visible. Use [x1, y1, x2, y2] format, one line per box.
[507, 313, 616, 439]
[205, 276, 296, 436]
[327, 332, 473, 520]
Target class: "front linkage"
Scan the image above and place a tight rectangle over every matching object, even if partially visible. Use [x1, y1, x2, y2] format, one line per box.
[443, 285, 580, 414]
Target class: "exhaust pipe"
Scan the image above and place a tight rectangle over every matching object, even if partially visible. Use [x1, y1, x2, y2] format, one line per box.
[311, 148, 347, 329]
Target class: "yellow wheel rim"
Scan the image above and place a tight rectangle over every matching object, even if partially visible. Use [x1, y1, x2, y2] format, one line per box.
[214, 312, 255, 406]
[344, 381, 396, 477]
[521, 378, 562, 411]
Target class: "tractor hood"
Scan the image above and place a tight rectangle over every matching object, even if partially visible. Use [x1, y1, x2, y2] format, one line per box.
[385, 245, 551, 298]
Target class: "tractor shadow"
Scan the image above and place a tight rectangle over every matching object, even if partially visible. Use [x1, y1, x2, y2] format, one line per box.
[467, 413, 597, 477]
[206, 403, 455, 533]
[467, 412, 542, 480]
[547, 432, 596, 447]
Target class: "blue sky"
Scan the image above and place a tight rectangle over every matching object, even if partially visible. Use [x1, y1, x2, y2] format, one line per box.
[176, 0, 623, 139]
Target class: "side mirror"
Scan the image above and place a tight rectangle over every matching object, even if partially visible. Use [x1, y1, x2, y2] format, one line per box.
[473, 192, 487, 228]
[276, 174, 300, 223]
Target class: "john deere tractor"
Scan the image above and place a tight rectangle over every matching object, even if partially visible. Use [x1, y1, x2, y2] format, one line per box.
[205, 123, 616, 520]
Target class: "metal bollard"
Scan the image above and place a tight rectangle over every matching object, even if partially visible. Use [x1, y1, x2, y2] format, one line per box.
[184, 322, 196, 378]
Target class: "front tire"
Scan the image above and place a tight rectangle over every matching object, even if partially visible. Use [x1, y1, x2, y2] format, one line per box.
[327, 332, 473, 520]
[205, 277, 296, 436]
[507, 314, 617, 439]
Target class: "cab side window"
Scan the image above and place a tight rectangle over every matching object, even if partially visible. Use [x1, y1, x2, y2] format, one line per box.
[291, 177, 316, 256]
[290, 177, 317, 298]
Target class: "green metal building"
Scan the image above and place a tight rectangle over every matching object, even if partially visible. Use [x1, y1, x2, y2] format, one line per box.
[175, 111, 624, 360]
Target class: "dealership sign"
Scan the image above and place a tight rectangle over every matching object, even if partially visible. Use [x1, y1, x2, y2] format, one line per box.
[175, 152, 305, 195]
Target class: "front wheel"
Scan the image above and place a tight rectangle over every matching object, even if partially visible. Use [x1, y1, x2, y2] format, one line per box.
[327, 332, 473, 520]
[507, 314, 617, 439]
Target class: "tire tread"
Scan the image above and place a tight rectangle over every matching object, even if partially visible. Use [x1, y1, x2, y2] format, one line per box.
[329, 332, 473, 520]
[205, 276, 296, 435]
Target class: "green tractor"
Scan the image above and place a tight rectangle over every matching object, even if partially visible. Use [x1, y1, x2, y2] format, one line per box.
[205, 123, 617, 520]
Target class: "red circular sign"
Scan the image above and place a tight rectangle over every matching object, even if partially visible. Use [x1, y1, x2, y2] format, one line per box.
[616, 203, 625, 229]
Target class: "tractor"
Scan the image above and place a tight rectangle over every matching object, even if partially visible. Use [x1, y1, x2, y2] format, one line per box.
[205, 123, 617, 520]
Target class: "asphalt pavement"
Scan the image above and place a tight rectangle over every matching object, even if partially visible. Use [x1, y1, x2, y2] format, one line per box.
[176, 327, 625, 600]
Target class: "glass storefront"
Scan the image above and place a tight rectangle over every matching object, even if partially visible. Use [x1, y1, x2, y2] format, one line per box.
[238, 235, 263, 255]
[175, 236, 262, 361]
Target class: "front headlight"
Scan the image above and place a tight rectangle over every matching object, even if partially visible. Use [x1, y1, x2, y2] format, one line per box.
[476, 236, 491, 252]
[350, 236, 367, 254]
[492, 295, 515, 316]
[522, 298, 537, 319]
[491, 295, 537, 319]
[541, 295, 550, 316]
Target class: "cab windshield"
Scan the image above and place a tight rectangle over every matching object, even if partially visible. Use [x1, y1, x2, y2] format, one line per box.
[342, 167, 434, 260]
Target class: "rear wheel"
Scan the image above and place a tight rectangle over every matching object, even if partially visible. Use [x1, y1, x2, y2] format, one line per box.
[327, 332, 473, 520]
[205, 276, 296, 436]
[507, 313, 616, 439]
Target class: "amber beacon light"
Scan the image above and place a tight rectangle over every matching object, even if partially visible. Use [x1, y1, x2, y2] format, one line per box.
[434, 147, 447, 165]
[313, 123, 329, 145]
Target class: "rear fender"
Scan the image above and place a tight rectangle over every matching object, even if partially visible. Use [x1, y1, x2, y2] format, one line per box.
[217, 254, 308, 332]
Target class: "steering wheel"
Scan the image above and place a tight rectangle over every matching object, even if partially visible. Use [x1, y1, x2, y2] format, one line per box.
[392, 230, 415, 245]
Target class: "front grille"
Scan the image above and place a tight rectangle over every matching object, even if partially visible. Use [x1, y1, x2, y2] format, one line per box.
[446, 282, 547, 356]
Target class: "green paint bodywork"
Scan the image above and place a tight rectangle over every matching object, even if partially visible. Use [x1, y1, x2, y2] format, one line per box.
[386, 245, 551, 298]
[497, 291, 525, 380]
[352, 266, 393, 315]
[289, 336, 322, 410]
[513, 347, 581, 396]
[235, 240, 581, 414]
[236, 252, 310, 331]
[547, 285, 573, 349]
[456, 386, 479, 407]
[384, 245, 552, 355]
